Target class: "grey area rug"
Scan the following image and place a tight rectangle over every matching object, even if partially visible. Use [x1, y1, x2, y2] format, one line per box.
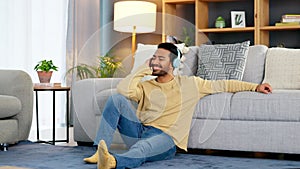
[1, 141, 300, 169]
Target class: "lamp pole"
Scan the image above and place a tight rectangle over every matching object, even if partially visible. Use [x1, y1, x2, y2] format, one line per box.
[132, 25, 136, 55]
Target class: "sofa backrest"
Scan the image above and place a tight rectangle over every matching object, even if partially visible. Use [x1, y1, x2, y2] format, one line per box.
[181, 45, 268, 84]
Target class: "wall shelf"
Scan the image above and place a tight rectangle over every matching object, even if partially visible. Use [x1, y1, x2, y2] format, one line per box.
[164, 0, 195, 4]
[199, 27, 255, 33]
[260, 26, 300, 31]
[162, 0, 300, 47]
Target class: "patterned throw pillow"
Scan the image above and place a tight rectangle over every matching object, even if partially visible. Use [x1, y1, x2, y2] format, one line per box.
[196, 41, 250, 80]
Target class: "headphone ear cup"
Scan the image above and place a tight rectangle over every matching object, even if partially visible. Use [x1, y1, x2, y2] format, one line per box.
[173, 48, 181, 68]
[173, 58, 180, 68]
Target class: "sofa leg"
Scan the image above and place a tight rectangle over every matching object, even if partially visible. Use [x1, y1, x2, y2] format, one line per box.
[0, 143, 9, 151]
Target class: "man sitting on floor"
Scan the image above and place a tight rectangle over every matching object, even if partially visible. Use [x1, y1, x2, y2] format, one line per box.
[84, 42, 272, 169]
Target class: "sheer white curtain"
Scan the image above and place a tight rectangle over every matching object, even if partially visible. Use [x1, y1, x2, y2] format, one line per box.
[0, 0, 69, 139]
[0, 0, 68, 81]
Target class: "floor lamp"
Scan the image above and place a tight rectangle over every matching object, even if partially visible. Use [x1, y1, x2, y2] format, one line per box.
[113, 1, 157, 56]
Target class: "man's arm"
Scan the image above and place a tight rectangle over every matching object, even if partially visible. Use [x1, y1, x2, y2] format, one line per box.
[194, 77, 272, 95]
[117, 63, 152, 102]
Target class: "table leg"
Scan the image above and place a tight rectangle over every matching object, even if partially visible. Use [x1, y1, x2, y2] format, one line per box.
[34, 87, 70, 145]
[66, 90, 69, 143]
[35, 91, 40, 141]
[52, 91, 56, 145]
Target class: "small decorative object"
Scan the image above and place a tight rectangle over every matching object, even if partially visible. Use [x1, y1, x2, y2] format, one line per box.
[166, 35, 183, 44]
[231, 11, 246, 28]
[166, 26, 195, 47]
[34, 59, 58, 83]
[277, 43, 285, 48]
[215, 16, 226, 28]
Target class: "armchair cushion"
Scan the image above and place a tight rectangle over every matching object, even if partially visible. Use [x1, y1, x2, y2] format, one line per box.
[0, 119, 18, 143]
[0, 95, 21, 118]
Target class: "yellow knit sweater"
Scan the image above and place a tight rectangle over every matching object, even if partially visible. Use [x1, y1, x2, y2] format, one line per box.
[117, 64, 258, 151]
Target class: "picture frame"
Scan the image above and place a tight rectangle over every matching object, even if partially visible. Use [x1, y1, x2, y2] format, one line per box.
[231, 11, 246, 28]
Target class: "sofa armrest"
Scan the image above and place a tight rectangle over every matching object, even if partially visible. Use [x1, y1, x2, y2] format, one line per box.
[0, 70, 33, 141]
[72, 78, 122, 142]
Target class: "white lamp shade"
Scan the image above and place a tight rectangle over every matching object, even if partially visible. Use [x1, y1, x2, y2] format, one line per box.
[114, 1, 157, 33]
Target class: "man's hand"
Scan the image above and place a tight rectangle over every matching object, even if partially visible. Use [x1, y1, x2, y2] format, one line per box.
[256, 83, 272, 94]
[145, 58, 151, 68]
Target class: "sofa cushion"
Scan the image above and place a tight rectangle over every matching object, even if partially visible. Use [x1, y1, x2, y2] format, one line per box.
[242, 45, 268, 84]
[262, 48, 300, 89]
[0, 95, 22, 118]
[181, 46, 199, 76]
[132, 43, 157, 73]
[230, 90, 300, 121]
[196, 41, 250, 80]
[193, 93, 233, 120]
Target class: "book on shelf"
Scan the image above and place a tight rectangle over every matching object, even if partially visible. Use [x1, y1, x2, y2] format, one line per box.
[34, 83, 62, 87]
[282, 18, 300, 23]
[275, 21, 300, 26]
[282, 14, 300, 23]
[282, 14, 300, 19]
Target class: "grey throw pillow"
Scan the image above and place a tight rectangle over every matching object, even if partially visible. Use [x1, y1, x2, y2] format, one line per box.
[196, 41, 250, 80]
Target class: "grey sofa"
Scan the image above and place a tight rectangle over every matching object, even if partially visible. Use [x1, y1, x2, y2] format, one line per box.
[0, 70, 33, 151]
[72, 45, 300, 154]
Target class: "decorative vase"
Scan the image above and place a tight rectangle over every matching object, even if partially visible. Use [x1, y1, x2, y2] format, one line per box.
[215, 16, 226, 28]
[37, 71, 53, 83]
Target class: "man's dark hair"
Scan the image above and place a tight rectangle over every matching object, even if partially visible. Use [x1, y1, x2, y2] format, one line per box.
[157, 43, 182, 63]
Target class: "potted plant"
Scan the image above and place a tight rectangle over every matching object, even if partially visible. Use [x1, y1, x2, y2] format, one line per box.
[66, 53, 122, 80]
[34, 59, 58, 83]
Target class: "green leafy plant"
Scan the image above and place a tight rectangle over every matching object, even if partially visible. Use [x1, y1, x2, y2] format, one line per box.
[97, 55, 122, 78]
[181, 27, 195, 46]
[34, 60, 58, 72]
[66, 53, 122, 80]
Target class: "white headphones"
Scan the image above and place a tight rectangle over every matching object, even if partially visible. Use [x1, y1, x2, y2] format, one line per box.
[172, 48, 181, 68]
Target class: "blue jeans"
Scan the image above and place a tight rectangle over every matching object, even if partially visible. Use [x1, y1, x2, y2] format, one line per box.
[94, 94, 176, 169]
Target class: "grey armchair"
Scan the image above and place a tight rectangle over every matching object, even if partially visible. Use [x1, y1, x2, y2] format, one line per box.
[0, 70, 33, 151]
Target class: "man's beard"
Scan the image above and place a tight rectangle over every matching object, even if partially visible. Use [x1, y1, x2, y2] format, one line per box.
[152, 70, 168, 76]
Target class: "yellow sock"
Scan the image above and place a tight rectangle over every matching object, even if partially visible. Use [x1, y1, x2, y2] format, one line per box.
[97, 140, 116, 169]
[83, 150, 98, 164]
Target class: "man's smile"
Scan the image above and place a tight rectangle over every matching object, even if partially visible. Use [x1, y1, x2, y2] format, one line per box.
[151, 64, 162, 71]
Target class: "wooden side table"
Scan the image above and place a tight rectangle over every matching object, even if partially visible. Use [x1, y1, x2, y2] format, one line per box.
[33, 84, 70, 145]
